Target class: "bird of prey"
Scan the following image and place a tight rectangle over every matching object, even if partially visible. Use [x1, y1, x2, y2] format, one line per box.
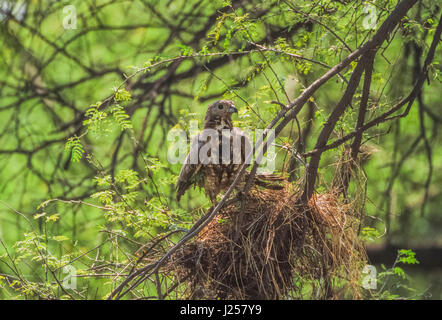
[176, 100, 251, 205]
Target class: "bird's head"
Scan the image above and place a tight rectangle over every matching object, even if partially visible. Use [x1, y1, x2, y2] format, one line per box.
[204, 100, 238, 129]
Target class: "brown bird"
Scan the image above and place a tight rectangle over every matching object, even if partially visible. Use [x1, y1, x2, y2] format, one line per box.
[176, 100, 251, 204]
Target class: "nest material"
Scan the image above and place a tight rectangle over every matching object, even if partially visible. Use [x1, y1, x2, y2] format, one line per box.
[169, 182, 367, 299]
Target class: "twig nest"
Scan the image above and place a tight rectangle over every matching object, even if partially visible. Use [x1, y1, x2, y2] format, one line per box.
[169, 182, 367, 299]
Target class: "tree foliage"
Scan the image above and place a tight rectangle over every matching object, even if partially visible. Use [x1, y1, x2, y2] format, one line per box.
[0, 0, 441, 299]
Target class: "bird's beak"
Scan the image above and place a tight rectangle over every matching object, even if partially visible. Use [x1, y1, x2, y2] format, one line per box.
[229, 105, 238, 113]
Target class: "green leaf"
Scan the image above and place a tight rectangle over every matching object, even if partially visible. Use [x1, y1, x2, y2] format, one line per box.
[360, 227, 380, 242]
[398, 249, 419, 265]
[65, 136, 84, 162]
[114, 88, 132, 101]
[91, 190, 115, 205]
[46, 214, 60, 222]
[110, 104, 132, 131]
[52, 236, 69, 242]
[392, 266, 405, 278]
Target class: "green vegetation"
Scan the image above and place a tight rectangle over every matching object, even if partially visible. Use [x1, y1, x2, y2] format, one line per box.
[0, 0, 440, 300]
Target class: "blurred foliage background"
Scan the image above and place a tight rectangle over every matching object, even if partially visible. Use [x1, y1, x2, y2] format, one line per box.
[0, 0, 440, 299]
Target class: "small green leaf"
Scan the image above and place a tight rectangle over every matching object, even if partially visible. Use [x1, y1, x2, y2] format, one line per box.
[46, 214, 60, 222]
[52, 236, 69, 242]
[114, 88, 132, 101]
[65, 136, 84, 162]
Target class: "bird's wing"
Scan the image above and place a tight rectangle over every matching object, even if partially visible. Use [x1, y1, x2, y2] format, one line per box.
[176, 134, 203, 201]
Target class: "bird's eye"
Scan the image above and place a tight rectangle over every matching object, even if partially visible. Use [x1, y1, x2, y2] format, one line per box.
[218, 104, 223, 110]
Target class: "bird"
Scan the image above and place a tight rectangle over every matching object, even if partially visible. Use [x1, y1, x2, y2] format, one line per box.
[176, 100, 251, 205]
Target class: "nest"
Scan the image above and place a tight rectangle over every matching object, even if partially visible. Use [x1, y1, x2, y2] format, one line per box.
[168, 182, 367, 299]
